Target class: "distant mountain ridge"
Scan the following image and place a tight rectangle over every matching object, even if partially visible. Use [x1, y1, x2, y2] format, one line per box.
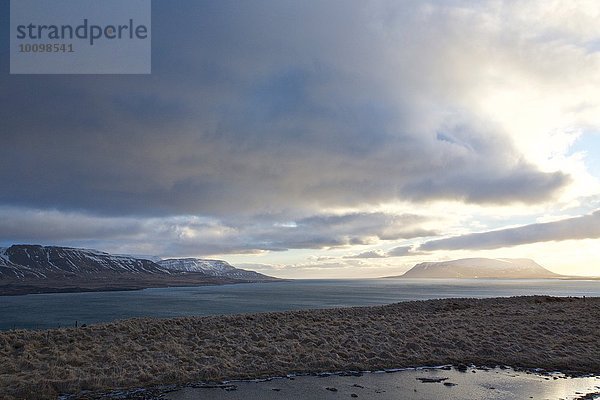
[0, 245, 277, 296]
[157, 258, 269, 281]
[389, 258, 563, 279]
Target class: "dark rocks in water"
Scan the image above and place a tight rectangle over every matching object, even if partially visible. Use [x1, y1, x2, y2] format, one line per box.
[325, 387, 338, 392]
[417, 377, 448, 383]
[456, 364, 468, 372]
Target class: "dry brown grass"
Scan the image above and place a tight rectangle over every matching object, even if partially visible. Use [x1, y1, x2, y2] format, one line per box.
[1, 296, 599, 399]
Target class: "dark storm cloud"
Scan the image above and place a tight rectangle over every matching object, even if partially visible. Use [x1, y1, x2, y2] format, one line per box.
[0, 208, 143, 242]
[419, 210, 600, 251]
[0, 0, 569, 221]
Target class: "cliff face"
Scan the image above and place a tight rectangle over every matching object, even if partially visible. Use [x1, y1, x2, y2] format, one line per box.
[394, 258, 562, 279]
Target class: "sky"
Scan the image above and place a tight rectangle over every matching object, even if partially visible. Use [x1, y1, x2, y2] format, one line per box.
[1, 0, 600, 278]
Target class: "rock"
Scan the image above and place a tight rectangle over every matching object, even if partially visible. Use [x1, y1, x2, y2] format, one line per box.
[417, 377, 448, 383]
[456, 364, 468, 372]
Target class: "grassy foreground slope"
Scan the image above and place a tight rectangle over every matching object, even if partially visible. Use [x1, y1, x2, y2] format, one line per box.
[1, 296, 599, 399]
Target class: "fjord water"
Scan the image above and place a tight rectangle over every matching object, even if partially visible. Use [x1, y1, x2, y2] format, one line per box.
[1, 279, 599, 330]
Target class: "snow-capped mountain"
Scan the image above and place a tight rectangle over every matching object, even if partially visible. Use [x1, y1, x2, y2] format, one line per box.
[0, 245, 169, 279]
[158, 258, 276, 281]
[392, 258, 562, 279]
[0, 245, 278, 295]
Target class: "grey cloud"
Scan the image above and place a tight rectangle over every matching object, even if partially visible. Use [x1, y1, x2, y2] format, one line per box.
[292, 213, 436, 243]
[420, 211, 600, 251]
[345, 245, 424, 259]
[345, 250, 388, 259]
[174, 212, 436, 254]
[0, 0, 570, 220]
[387, 246, 416, 257]
[0, 207, 434, 256]
[0, 208, 144, 242]
[286, 258, 378, 271]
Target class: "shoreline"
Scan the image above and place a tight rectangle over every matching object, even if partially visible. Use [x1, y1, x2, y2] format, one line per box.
[1, 296, 599, 399]
[0, 278, 285, 297]
[59, 365, 600, 400]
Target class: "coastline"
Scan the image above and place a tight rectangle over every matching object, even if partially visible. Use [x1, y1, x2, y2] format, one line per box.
[61, 366, 600, 400]
[0, 277, 284, 297]
[1, 296, 599, 399]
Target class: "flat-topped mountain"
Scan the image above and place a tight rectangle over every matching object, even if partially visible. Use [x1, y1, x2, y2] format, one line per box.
[389, 258, 563, 279]
[0, 245, 277, 296]
[0, 245, 170, 280]
[158, 258, 271, 281]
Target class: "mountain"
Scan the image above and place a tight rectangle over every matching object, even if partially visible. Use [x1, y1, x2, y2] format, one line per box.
[389, 258, 563, 279]
[157, 258, 274, 281]
[0, 245, 278, 296]
[0, 245, 171, 279]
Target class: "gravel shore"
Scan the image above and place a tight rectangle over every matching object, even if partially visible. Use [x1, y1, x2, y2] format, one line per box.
[1, 296, 599, 399]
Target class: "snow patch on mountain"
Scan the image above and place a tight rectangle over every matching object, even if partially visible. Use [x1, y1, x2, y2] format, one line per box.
[116, 254, 164, 263]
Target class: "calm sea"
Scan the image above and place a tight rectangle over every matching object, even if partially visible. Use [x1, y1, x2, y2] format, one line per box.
[1, 279, 599, 331]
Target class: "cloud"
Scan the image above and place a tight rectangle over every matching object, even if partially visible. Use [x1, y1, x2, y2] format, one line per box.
[0, 0, 575, 221]
[345, 250, 388, 259]
[420, 210, 600, 251]
[150, 211, 437, 255]
[387, 246, 416, 257]
[0, 207, 434, 256]
[3, 0, 600, 272]
[344, 244, 426, 259]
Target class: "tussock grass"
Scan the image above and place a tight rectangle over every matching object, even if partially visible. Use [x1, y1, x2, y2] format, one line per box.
[1, 296, 599, 399]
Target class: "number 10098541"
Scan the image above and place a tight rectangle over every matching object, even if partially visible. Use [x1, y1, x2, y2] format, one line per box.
[19, 43, 74, 53]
